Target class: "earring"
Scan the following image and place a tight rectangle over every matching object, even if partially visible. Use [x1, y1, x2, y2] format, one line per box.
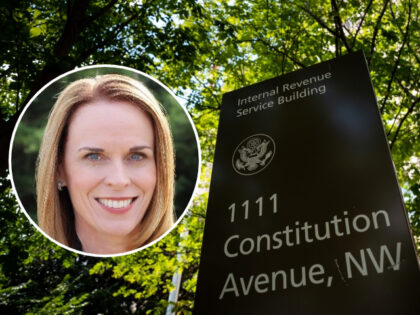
[57, 181, 63, 191]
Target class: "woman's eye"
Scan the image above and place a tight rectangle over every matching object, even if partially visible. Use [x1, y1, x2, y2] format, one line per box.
[129, 153, 144, 161]
[86, 153, 101, 160]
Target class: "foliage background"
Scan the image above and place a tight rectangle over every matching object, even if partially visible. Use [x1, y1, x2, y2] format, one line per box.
[0, 0, 418, 313]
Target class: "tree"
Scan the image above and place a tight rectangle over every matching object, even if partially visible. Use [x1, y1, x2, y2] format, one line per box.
[0, 0, 418, 313]
[183, 0, 419, 242]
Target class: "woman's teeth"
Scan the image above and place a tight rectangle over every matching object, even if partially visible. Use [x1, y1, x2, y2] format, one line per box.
[98, 198, 133, 209]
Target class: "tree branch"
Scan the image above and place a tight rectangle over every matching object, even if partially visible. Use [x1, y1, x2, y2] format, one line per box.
[334, 28, 340, 57]
[380, 0, 412, 114]
[55, 0, 118, 57]
[368, 0, 391, 65]
[351, 0, 374, 48]
[192, 75, 221, 110]
[396, 77, 419, 101]
[298, 3, 338, 38]
[188, 209, 206, 219]
[76, 10, 143, 63]
[331, 0, 352, 52]
[389, 1, 420, 66]
[66, 0, 72, 18]
[247, 17, 306, 69]
[386, 95, 405, 137]
[238, 37, 306, 69]
[299, 1, 353, 56]
[390, 97, 419, 150]
[86, 0, 118, 24]
[281, 53, 286, 74]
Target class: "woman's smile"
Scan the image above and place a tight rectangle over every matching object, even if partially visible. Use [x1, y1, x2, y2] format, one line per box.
[95, 197, 138, 213]
[97, 197, 136, 209]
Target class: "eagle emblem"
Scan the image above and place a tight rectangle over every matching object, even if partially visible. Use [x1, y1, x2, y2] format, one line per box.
[232, 134, 275, 175]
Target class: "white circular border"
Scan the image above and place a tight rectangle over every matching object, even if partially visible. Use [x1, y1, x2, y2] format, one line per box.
[232, 133, 276, 176]
[8, 64, 202, 258]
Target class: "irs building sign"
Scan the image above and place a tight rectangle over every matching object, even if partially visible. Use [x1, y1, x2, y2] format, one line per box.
[194, 52, 420, 314]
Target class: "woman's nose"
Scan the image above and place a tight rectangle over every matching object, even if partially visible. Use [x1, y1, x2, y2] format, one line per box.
[104, 161, 130, 189]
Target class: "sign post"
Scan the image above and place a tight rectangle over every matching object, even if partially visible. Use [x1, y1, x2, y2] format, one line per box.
[194, 52, 420, 314]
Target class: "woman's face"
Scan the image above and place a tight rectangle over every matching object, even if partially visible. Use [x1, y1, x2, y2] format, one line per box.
[60, 98, 156, 244]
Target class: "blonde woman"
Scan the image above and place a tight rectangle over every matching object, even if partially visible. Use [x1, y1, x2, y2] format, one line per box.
[36, 74, 174, 254]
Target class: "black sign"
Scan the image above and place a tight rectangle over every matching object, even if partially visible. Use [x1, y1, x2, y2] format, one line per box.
[194, 52, 420, 314]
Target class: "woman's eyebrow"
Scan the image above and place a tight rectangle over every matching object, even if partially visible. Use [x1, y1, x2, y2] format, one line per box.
[78, 147, 104, 152]
[130, 145, 153, 152]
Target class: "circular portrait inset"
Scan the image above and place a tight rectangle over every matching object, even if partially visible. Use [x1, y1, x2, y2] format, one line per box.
[9, 65, 200, 257]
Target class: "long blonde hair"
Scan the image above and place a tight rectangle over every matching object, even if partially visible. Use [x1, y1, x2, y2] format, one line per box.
[36, 74, 175, 251]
